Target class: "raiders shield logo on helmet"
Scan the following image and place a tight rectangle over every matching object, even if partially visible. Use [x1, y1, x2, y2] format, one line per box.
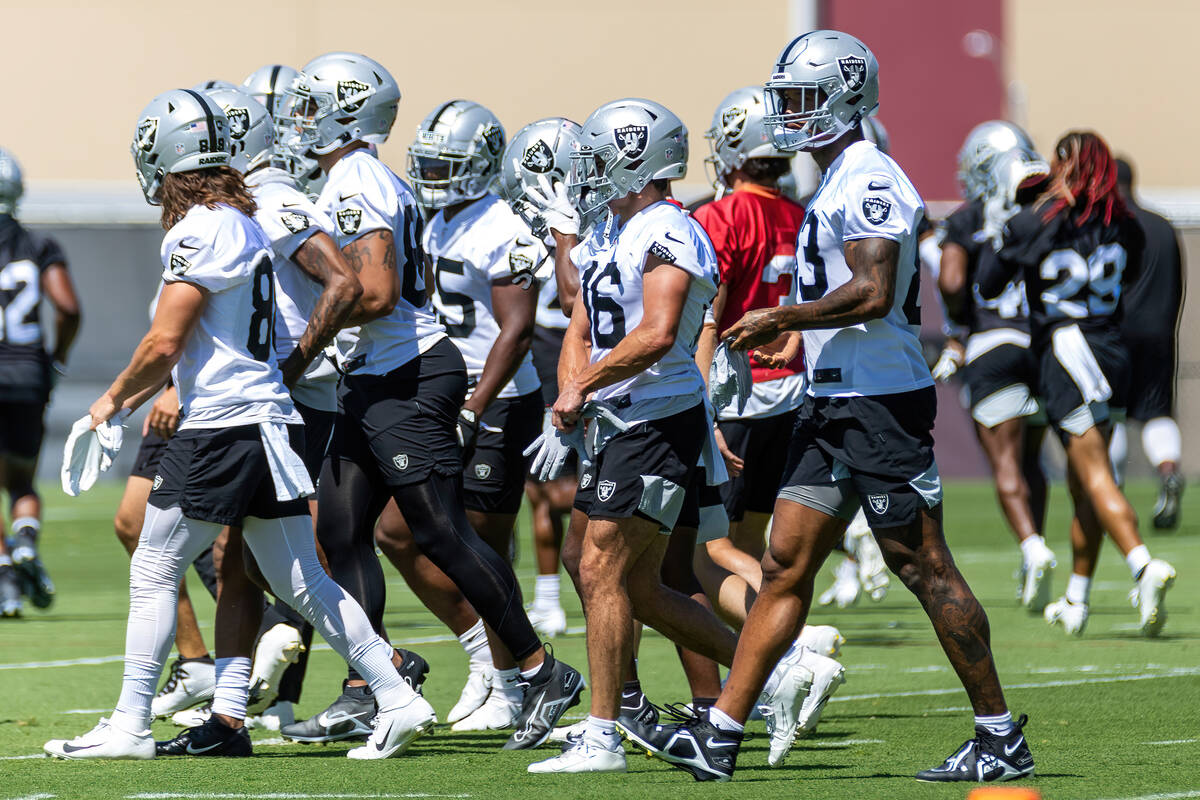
[721, 106, 748, 142]
[597, 480, 616, 502]
[521, 140, 554, 173]
[226, 108, 250, 140]
[614, 125, 648, 158]
[137, 117, 159, 152]
[482, 124, 504, 156]
[862, 196, 892, 225]
[392, 453, 409, 471]
[838, 55, 867, 91]
[868, 493, 889, 515]
[169, 253, 191, 275]
[280, 212, 310, 234]
[474, 463, 492, 480]
[336, 208, 363, 235]
[336, 79, 371, 113]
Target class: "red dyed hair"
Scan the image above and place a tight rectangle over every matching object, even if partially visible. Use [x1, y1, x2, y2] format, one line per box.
[1037, 131, 1130, 226]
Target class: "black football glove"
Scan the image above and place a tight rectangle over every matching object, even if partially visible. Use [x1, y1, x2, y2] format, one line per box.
[456, 407, 479, 464]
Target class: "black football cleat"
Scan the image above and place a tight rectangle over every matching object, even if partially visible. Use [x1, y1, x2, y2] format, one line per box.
[156, 717, 252, 757]
[503, 648, 584, 750]
[614, 689, 661, 749]
[280, 681, 375, 743]
[394, 648, 430, 693]
[916, 714, 1035, 782]
[639, 710, 742, 782]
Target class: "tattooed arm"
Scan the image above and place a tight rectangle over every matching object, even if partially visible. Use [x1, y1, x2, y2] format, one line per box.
[279, 231, 364, 387]
[722, 237, 899, 351]
[341, 229, 401, 325]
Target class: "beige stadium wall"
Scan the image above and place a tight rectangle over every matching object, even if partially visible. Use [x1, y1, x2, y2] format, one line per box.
[0, 0, 791, 193]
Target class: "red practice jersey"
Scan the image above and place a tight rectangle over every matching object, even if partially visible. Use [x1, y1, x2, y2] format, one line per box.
[693, 185, 806, 383]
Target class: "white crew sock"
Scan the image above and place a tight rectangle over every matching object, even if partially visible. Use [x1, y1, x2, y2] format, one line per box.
[1065, 573, 1091, 605]
[1126, 544, 1152, 580]
[0, 554, 11, 568]
[534, 574, 561, 609]
[211, 656, 252, 720]
[1108, 421, 1128, 485]
[1143, 417, 1183, 467]
[708, 706, 745, 734]
[583, 715, 621, 750]
[494, 667, 524, 704]
[1019, 534, 1048, 563]
[457, 619, 492, 667]
[975, 711, 1014, 736]
[11, 516, 39, 536]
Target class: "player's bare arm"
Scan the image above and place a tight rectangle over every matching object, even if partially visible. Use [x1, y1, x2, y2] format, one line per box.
[41, 262, 81, 366]
[341, 229, 401, 324]
[723, 236, 899, 351]
[551, 231, 581, 317]
[90, 281, 207, 427]
[464, 278, 538, 416]
[280, 231, 363, 386]
[695, 281, 727, 382]
[938, 240, 968, 321]
[144, 383, 180, 440]
[552, 291, 593, 431]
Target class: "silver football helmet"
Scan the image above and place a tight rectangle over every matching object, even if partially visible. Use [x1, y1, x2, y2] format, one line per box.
[241, 64, 299, 119]
[132, 88, 231, 204]
[957, 121, 1036, 201]
[204, 88, 273, 175]
[978, 145, 1049, 249]
[764, 30, 880, 152]
[406, 100, 505, 210]
[705, 86, 791, 189]
[192, 79, 237, 92]
[497, 117, 581, 235]
[570, 98, 687, 217]
[279, 52, 400, 157]
[0, 148, 22, 215]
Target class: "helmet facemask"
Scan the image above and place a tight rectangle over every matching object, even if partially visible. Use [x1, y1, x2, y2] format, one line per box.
[568, 143, 621, 218]
[406, 141, 494, 210]
[764, 83, 851, 152]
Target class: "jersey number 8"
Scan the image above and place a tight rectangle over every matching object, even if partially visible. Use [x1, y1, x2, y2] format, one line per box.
[247, 256, 275, 362]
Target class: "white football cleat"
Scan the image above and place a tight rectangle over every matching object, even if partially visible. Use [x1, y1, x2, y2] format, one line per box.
[247, 623, 305, 714]
[171, 702, 211, 727]
[1044, 596, 1088, 636]
[152, 658, 215, 718]
[447, 662, 492, 724]
[528, 736, 626, 773]
[846, 515, 889, 602]
[451, 688, 520, 731]
[44, 718, 154, 760]
[759, 649, 814, 766]
[246, 701, 294, 731]
[795, 650, 846, 738]
[527, 604, 568, 638]
[796, 624, 846, 658]
[346, 696, 436, 760]
[1020, 542, 1057, 613]
[818, 557, 861, 608]
[1131, 559, 1176, 637]
[547, 718, 587, 743]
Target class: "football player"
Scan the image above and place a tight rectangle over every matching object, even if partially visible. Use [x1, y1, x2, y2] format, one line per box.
[644, 31, 1034, 784]
[0, 148, 80, 616]
[274, 53, 581, 750]
[46, 88, 434, 760]
[988, 132, 1177, 637]
[938, 122, 1057, 611]
[1110, 157, 1185, 528]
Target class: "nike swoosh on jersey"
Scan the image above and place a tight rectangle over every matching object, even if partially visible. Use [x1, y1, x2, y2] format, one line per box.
[867, 180, 891, 191]
[281, 202, 302, 208]
[176, 242, 201, 251]
[186, 740, 225, 755]
[664, 232, 684, 244]
[1003, 737, 1025, 757]
[338, 192, 360, 202]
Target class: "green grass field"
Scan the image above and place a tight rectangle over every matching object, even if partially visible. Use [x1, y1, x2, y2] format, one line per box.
[1, 480, 1197, 800]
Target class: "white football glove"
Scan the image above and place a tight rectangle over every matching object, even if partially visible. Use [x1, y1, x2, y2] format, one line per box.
[709, 342, 753, 415]
[931, 345, 965, 383]
[524, 417, 585, 482]
[61, 410, 130, 497]
[526, 176, 580, 237]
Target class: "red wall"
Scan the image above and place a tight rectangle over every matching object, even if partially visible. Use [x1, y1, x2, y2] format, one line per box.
[823, 0, 1006, 201]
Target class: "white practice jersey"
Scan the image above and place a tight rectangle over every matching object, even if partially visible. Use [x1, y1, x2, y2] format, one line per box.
[318, 148, 445, 375]
[570, 201, 718, 403]
[424, 194, 544, 399]
[246, 167, 339, 412]
[534, 274, 569, 331]
[792, 141, 932, 397]
[159, 204, 299, 430]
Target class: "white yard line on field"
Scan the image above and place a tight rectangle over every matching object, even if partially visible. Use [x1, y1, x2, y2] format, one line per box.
[0, 754, 47, 760]
[126, 795, 471, 799]
[59, 708, 111, 714]
[0, 655, 124, 670]
[1090, 792, 1200, 800]
[804, 738, 885, 747]
[1144, 738, 1197, 745]
[3, 794, 56, 800]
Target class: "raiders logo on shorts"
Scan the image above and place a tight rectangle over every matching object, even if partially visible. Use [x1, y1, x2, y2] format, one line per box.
[579, 472, 593, 489]
[152, 474, 163, 491]
[393, 453, 409, 471]
[867, 493, 889, 514]
[474, 463, 492, 479]
[280, 212, 310, 234]
[862, 196, 892, 225]
[598, 480, 616, 502]
[337, 208, 363, 235]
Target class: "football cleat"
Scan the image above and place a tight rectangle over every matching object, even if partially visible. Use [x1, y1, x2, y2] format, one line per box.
[818, 557, 861, 608]
[246, 701, 294, 731]
[246, 623, 305, 714]
[395, 647, 431, 693]
[641, 710, 742, 783]
[1020, 542, 1056, 613]
[155, 717, 252, 757]
[612, 689, 660, 748]
[1131, 558, 1176, 637]
[12, 535, 54, 610]
[44, 718, 155, 760]
[280, 682, 375, 743]
[0, 564, 22, 618]
[172, 702, 212, 728]
[152, 658, 215, 718]
[527, 604, 568, 638]
[528, 735, 627, 773]
[759, 649, 813, 766]
[346, 696, 437, 760]
[503, 650, 584, 750]
[915, 714, 1034, 782]
[796, 624, 846, 658]
[447, 662, 492, 723]
[1043, 597, 1088, 636]
[795, 649, 846, 737]
[547, 718, 587, 744]
[1152, 472, 1184, 530]
[451, 688, 520, 731]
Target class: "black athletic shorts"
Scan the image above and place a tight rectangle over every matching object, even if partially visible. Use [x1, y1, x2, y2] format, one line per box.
[130, 430, 171, 480]
[1124, 335, 1176, 421]
[574, 401, 706, 532]
[677, 468, 725, 530]
[531, 324, 566, 406]
[964, 340, 1042, 427]
[1038, 327, 1129, 435]
[148, 423, 310, 526]
[779, 387, 941, 528]
[0, 401, 45, 462]
[464, 390, 544, 514]
[295, 401, 336, 481]
[717, 408, 799, 521]
[333, 337, 467, 487]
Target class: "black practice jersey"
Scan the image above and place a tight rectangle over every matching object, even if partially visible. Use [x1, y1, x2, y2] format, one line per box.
[942, 199, 1030, 334]
[1120, 201, 1184, 341]
[0, 215, 67, 401]
[993, 206, 1143, 348]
